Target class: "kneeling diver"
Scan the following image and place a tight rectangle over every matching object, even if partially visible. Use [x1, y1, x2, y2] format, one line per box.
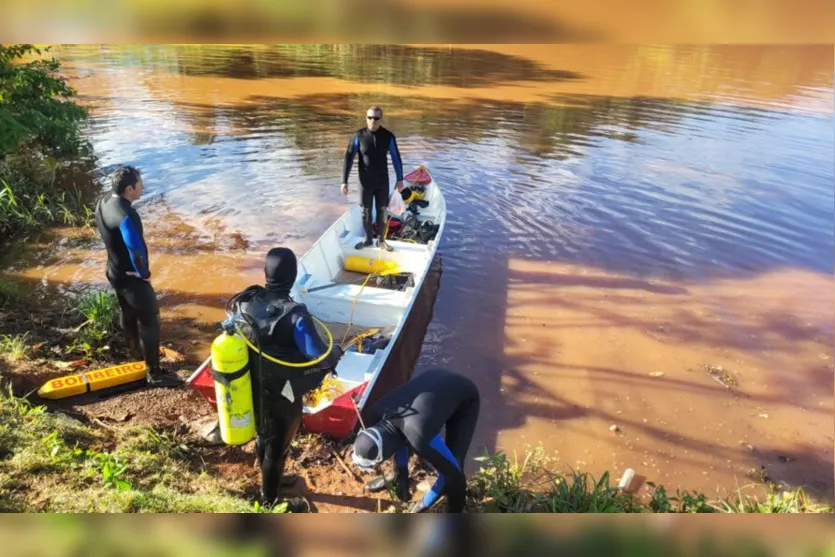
[351, 368, 481, 513]
[229, 247, 342, 512]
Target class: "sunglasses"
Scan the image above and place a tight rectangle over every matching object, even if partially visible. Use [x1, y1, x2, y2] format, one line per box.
[367, 115, 381, 120]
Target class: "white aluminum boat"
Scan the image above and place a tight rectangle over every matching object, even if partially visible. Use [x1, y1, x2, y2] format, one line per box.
[187, 164, 446, 438]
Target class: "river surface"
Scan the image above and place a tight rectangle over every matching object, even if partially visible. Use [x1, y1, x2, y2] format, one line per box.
[4, 44, 833, 501]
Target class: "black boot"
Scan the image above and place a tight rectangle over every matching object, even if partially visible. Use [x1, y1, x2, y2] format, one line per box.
[146, 368, 183, 388]
[357, 207, 374, 250]
[125, 335, 143, 361]
[261, 494, 310, 513]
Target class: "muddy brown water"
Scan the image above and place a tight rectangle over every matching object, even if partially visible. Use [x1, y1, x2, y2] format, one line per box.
[1, 45, 832, 503]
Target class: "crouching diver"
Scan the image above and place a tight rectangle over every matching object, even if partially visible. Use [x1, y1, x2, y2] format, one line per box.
[229, 247, 342, 513]
[351, 368, 481, 513]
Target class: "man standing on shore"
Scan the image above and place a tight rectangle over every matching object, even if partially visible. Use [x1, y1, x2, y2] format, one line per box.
[94, 165, 181, 388]
[341, 105, 405, 251]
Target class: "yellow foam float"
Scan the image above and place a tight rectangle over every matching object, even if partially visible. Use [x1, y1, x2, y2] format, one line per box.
[37, 361, 148, 400]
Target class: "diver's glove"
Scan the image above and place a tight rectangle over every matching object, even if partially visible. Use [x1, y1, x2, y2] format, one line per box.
[409, 500, 430, 513]
[363, 470, 396, 493]
[322, 345, 344, 377]
[362, 468, 410, 502]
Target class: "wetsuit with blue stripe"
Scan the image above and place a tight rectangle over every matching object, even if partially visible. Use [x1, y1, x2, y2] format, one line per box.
[363, 368, 481, 513]
[343, 126, 404, 243]
[241, 295, 336, 505]
[94, 193, 160, 373]
[232, 247, 341, 508]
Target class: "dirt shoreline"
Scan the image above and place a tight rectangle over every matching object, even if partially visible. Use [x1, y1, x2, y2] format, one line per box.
[1, 252, 444, 513]
[2, 271, 833, 513]
[0, 329, 427, 514]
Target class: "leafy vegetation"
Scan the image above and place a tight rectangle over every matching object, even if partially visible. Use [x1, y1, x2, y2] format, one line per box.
[466, 447, 832, 514]
[0, 177, 94, 235]
[0, 288, 122, 366]
[1, 382, 829, 515]
[72, 290, 120, 357]
[0, 277, 25, 306]
[0, 44, 96, 241]
[0, 385, 284, 513]
[0, 333, 32, 362]
[0, 44, 89, 157]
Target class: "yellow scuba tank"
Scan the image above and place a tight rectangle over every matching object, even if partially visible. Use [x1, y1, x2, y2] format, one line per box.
[344, 254, 399, 275]
[211, 320, 256, 445]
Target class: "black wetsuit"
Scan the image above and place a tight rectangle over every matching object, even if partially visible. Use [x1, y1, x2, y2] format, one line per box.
[94, 194, 160, 373]
[342, 126, 404, 242]
[232, 247, 340, 504]
[363, 368, 481, 512]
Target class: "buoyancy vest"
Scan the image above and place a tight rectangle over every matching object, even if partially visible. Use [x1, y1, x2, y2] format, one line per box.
[234, 286, 329, 406]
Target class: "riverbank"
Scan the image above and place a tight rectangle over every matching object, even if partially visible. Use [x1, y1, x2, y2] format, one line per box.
[0, 381, 829, 514]
[1, 283, 831, 514]
[2, 43, 832, 514]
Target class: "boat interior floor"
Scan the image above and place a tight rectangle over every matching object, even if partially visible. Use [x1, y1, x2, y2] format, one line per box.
[313, 319, 396, 350]
[332, 268, 370, 286]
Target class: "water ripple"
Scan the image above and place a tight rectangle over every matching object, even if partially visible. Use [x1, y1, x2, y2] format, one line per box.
[67, 46, 834, 287]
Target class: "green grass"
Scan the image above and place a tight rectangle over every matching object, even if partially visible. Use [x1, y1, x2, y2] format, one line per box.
[0, 278, 26, 306]
[0, 384, 830, 515]
[71, 289, 120, 355]
[74, 290, 119, 333]
[0, 176, 94, 240]
[0, 289, 120, 361]
[468, 448, 641, 513]
[0, 385, 285, 513]
[467, 447, 833, 514]
[0, 333, 31, 361]
[711, 484, 826, 513]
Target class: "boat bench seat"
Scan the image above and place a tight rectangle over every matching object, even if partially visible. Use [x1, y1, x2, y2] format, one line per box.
[340, 235, 430, 257]
[305, 282, 410, 307]
[301, 282, 410, 328]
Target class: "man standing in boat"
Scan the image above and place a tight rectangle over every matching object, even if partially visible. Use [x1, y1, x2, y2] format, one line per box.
[340, 105, 405, 252]
[94, 165, 182, 388]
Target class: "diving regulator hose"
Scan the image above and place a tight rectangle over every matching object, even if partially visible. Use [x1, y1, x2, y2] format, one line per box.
[222, 290, 335, 368]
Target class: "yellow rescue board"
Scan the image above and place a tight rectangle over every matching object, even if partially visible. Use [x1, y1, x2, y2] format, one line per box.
[37, 361, 148, 400]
